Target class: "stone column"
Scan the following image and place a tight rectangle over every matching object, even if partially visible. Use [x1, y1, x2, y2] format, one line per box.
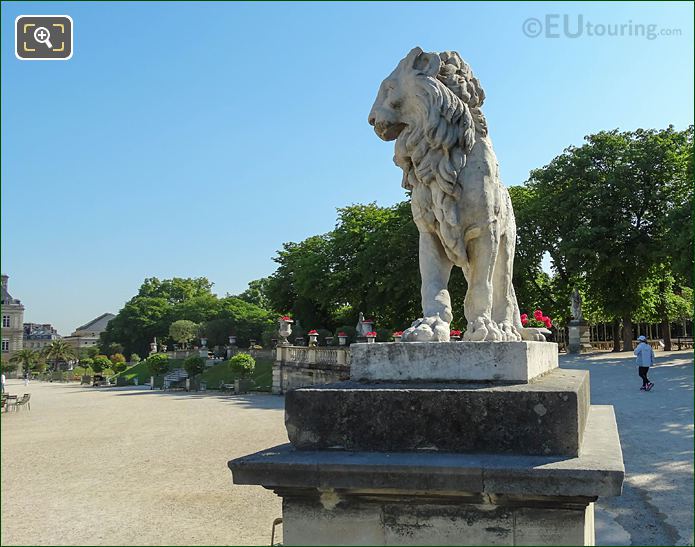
[568, 320, 592, 354]
[229, 341, 624, 546]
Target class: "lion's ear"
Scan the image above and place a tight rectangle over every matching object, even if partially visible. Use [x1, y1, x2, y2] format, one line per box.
[412, 51, 441, 77]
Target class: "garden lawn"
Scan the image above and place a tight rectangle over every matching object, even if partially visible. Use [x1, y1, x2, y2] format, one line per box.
[113, 359, 184, 384]
[201, 358, 273, 391]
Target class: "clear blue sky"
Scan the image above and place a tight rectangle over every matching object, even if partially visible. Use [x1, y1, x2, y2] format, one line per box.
[2, 1, 693, 335]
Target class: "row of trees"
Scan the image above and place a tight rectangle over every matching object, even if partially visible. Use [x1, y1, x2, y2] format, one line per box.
[1, 340, 140, 376]
[99, 277, 275, 357]
[257, 125, 692, 350]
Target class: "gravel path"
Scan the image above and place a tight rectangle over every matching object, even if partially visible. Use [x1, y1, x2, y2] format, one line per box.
[1, 349, 692, 546]
[1, 383, 286, 545]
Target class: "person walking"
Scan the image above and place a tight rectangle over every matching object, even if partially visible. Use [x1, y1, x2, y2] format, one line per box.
[634, 335, 655, 391]
[1, 372, 5, 393]
[23, 370, 29, 387]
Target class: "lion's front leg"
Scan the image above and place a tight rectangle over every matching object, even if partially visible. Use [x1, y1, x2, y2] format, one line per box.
[462, 229, 504, 341]
[402, 232, 453, 342]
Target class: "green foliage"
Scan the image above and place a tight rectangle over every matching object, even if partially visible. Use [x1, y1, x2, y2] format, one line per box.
[265, 202, 421, 332]
[201, 358, 273, 391]
[92, 355, 112, 374]
[80, 357, 94, 368]
[334, 326, 357, 344]
[1, 362, 18, 373]
[183, 355, 206, 377]
[101, 342, 124, 357]
[9, 349, 40, 372]
[523, 126, 693, 345]
[78, 347, 99, 360]
[42, 340, 76, 370]
[145, 353, 170, 376]
[99, 276, 273, 358]
[236, 278, 271, 310]
[229, 353, 255, 378]
[169, 319, 199, 347]
[130, 353, 141, 364]
[110, 353, 126, 364]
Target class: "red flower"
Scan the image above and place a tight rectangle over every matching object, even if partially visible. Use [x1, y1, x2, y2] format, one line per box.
[280, 316, 292, 321]
[308, 330, 318, 335]
[366, 332, 377, 337]
[521, 317, 529, 326]
[520, 313, 528, 321]
[544, 318, 553, 328]
[533, 309, 543, 320]
[393, 331, 403, 336]
[450, 330, 462, 336]
[337, 332, 347, 337]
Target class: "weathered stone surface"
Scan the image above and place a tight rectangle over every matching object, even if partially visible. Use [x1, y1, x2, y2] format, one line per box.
[350, 341, 558, 383]
[285, 369, 589, 456]
[229, 406, 624, 498]
[281, 497, 593, 546]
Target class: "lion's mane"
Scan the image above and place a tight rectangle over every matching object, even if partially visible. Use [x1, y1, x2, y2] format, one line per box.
[395, 51, 488, 268]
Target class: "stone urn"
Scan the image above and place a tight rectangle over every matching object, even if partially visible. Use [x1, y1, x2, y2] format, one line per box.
[279, 317, 293, 346]
[228, 335, 237, 346]
[308, 331, 319, 347]
[366, 332, 377, 344]
[337, 333, 348, 346]
[393, 332, 403, 343]
[325, 336, 334, 346]
[200, 337, 208, 348]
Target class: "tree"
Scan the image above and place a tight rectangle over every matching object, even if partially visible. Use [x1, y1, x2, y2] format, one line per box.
[91, 355, 111, 374]
[236, 278, 272, 310]
[168, 320, 199, 348]
[525, 126, 693, 350]
[79, 358, 94, 375]
[9, 349, 40, 376]
[42, 340, 76, 370]
[229, 353, 255, 378]
[145, 353, 170, 377]
[1, 362, 18, 374]
[183, 355, 206, 378]
[110, 353, 127, 373]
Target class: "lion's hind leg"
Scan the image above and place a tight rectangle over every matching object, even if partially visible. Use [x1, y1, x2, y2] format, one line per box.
[491, 232, 522, 341]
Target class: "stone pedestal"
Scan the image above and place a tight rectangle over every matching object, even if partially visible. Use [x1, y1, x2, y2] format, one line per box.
[229, 342, 623, 545]
[568, 321, 592, 354]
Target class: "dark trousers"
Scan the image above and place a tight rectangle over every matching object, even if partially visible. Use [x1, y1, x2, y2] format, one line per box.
[638, 366, 650, 386]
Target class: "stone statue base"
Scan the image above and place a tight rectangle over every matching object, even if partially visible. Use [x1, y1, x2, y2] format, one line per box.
[568, 320, 592, 354]
[229, 341, 623, 545]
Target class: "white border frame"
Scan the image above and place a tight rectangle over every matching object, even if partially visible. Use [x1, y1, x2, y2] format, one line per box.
[15, 14, 74, 61]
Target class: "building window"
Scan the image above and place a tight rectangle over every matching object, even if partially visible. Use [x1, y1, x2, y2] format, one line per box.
[2, 316, 9, 328]
[1, 339, 8, 352]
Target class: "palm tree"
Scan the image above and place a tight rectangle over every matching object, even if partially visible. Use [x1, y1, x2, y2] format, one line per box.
[42, 340, 76, 371]
[9, 349, 39, 376]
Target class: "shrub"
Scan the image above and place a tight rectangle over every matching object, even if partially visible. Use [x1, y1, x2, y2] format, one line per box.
[376, 328, 392, 342]
[229, 353, 255, 378]
[110, 353, 126, 365]
[92, 355, 112, 374]
[130, 353, 141, 364]
[146, 353, 170, 376]
[183, 355, 206, 377]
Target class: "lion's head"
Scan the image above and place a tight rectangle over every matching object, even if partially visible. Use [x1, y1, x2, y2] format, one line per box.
[368, 47, 487, 194]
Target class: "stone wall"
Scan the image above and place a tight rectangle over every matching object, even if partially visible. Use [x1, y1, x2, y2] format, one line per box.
[273, 346, 350, 394]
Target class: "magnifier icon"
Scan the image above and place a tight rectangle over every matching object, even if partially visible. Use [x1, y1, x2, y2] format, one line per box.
[33, 26, 53, 49]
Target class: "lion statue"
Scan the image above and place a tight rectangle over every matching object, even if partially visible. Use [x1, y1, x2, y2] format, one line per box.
[368, 47, 547, 342]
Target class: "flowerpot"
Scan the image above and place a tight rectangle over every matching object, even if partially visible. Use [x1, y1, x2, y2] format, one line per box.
[235, 378, 253, 394]
[366, 337, 376, 344]
[393, 336, 402, 343]
[338, 336, 347, 346]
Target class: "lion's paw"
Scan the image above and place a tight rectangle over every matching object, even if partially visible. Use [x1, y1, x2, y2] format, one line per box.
[519, 327, 551, 342]
[463, 317, 504, 341]
[402, 315, 450, 342]
[498, 321, 522, 342]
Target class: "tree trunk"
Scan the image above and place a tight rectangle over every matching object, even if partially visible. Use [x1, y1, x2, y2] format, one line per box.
[622, 316, 633, 352]
[662, 319, 672, 351]
[612, 318, 621, 352]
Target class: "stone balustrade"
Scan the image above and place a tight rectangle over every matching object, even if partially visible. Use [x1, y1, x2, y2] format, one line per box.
[273, 345, 350, 394]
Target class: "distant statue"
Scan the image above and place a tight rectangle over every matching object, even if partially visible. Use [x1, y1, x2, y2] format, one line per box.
[369, 47, 546, 342]
[571, 288, 583, 321]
